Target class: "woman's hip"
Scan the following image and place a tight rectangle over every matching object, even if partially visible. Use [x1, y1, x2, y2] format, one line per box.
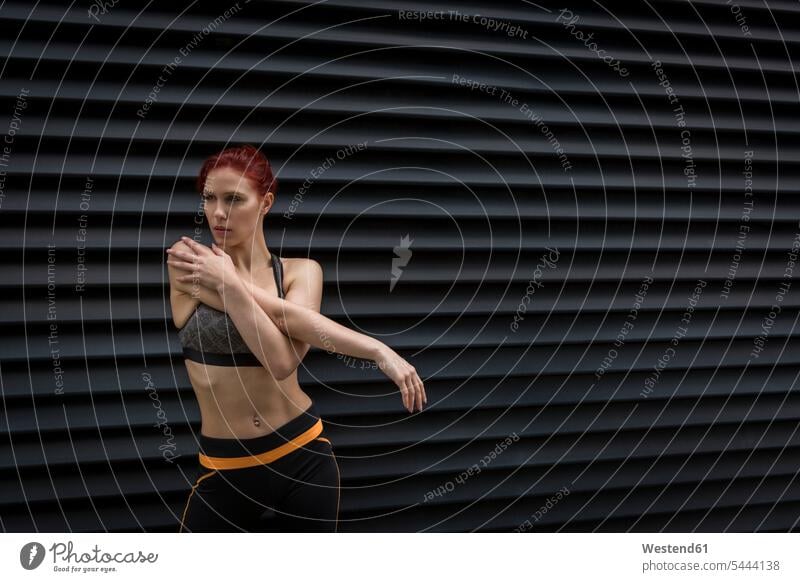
[196, 400, 332, 470]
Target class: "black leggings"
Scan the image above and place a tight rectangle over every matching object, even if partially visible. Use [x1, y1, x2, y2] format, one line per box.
[178, 401, 340, 532]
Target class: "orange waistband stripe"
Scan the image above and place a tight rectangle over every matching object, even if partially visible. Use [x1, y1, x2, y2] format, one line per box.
[199, 418, 324, 470]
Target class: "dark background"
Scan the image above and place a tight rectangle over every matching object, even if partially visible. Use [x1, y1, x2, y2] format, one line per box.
[1, 0, 799, 532]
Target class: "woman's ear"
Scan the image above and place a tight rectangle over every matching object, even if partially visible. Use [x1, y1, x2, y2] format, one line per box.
[262, 191, 274, 214]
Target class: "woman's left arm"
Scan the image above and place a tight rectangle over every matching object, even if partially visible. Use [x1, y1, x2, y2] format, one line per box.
[241, 258, 324, 377]
[242, 272, 384, 365]
[242, 269, 427, 412]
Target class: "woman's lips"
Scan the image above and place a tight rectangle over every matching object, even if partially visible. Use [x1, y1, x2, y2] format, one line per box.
[214, 227, 231, 232]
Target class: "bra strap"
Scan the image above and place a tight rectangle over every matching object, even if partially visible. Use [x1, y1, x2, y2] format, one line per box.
[271, 253, 285, 298]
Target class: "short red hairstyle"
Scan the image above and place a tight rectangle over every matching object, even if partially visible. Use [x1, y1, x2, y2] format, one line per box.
[196, 144, 278, 198]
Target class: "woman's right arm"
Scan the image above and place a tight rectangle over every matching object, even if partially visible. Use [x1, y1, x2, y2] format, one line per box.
[167, 239, 238, 328]
[167, 240, 202, 329]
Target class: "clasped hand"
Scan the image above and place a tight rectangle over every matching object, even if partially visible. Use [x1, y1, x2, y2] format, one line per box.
[166, 236, 240, 292]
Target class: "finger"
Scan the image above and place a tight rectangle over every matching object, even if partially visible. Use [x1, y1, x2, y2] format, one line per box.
[167, 259, 197, 271]
[410, 371, 425, 407]
[167, 248, 197, 261]
[399, 379, 411, 413]
[412, 376, 423, 412]
[167, 252, 195, 265]
[406, 377, 416, 413]
[211, 243, 222, 255]
[180, 236, 209, 255]
[404, 373, 417, 412]
[410, 376, 422, 411]
[404, 367, 418, 412]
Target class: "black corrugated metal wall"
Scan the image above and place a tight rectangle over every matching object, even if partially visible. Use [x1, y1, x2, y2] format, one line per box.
[1, 0, 799, 532]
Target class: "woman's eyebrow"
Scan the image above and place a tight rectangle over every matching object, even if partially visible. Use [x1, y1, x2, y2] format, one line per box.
[202, 190, 245, 196]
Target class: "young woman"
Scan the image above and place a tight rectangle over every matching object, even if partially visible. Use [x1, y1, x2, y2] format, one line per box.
[166, 144, 426, 532]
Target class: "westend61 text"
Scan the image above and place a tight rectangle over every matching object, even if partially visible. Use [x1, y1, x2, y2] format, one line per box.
[643, 543, 708, 553]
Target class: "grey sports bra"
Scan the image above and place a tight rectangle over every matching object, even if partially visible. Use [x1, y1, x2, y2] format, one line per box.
[177, 253, 285, 367]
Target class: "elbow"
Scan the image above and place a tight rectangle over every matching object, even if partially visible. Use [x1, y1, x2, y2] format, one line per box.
[273, 368, 291, 382]
[277, 362, 301, 381]
[271, 357, 302, 381]
[265, 359, 292, 381]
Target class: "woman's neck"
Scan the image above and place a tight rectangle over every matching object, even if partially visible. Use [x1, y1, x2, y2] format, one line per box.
[225, 231, 272, 277]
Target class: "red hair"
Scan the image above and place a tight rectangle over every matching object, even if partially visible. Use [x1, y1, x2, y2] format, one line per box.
[196, 144, 278, 198]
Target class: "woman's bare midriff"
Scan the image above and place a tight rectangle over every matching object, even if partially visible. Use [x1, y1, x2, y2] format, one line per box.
[184, 359, 313, 440]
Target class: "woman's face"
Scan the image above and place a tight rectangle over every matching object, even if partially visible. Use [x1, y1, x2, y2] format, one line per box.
[201, 167, 273, 246]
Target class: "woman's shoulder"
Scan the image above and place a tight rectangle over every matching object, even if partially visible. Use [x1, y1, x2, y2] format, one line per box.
[281, 256, 322, 273]
[281, 257, 324, 292]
